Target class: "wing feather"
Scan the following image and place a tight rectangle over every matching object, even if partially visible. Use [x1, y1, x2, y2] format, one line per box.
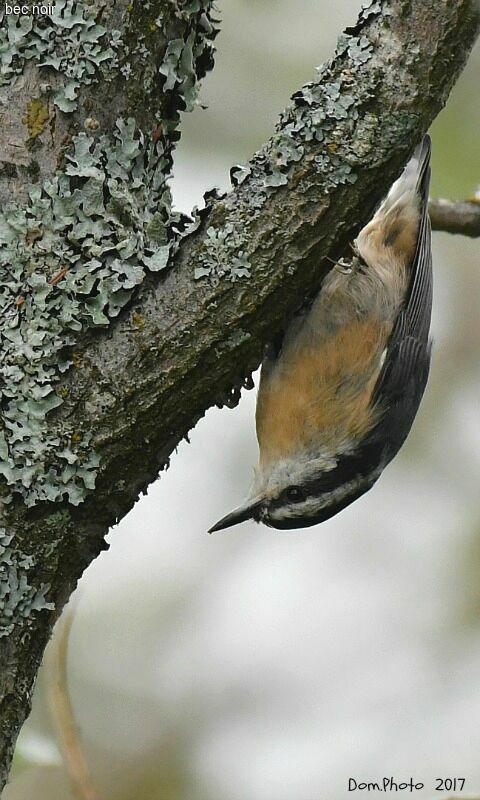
[370, 135, 433, 460]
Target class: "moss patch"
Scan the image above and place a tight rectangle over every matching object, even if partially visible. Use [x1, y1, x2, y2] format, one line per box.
[23, 98, 49, 139]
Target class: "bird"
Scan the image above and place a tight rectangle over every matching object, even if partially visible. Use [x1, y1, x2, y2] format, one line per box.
[210, 135, 433, 532]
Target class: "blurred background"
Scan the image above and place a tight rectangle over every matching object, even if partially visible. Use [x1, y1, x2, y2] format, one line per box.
[5, 1, 480, 798]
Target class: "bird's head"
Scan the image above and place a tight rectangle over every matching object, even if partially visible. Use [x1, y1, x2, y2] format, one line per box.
[209, 446, 382, 532]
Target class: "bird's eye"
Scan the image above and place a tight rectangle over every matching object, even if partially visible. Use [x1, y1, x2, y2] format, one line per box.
[284, 486, 306, 504]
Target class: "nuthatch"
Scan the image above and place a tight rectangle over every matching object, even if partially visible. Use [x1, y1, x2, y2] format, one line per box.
[210, 136, 432, 532]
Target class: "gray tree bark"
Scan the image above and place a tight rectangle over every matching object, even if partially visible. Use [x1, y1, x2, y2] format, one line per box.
[0, 0, 479, 789]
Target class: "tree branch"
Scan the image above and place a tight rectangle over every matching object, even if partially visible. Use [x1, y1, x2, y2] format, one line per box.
[1, 0, 479, 788]
[429, 197, 480, 236]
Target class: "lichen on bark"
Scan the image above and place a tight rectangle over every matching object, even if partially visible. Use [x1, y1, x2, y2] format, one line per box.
[0, 0, 120, 112]
[0, 0, 220, 784]
[0, 0, 219, 508]
[0, 118, 177, 507]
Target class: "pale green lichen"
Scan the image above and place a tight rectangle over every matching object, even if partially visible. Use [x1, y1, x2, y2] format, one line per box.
[0, 1, 219, 508]
[254, 58, 367, 194]
[0, 0, 120, 112]
[358, 0, 383, 22]
[194, 222, 251, 281]
[216, 8, 388, 228]
[0, 528, 54, 637]
[0, 118, 183, 506]
[194, 1, 383, 288]
[121, 1, 218, 128]
[336, 33, 374, 64]
[222, 2, 385, 211]
[157, 28, 205, 116]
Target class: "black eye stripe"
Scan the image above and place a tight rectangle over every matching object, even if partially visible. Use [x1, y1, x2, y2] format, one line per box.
[267, 480, 377, 530]
[307, 442, 383, 495]
[269, 443, 384, 513]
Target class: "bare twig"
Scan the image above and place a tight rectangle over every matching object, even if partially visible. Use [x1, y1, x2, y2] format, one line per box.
[430, 197, 480, 237]
[46, 607, 101, 800]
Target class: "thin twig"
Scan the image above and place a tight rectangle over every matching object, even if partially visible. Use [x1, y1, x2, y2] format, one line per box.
[46, 605, 101, 800]
[429, 197, 480, 237]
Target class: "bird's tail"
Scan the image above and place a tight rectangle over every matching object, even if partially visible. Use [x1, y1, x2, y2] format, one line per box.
[354, 135, 432, 278]
[379, 135, 431, 216]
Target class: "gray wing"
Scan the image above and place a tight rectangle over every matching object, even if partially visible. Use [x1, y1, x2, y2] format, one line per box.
[369, 135, 433, 462]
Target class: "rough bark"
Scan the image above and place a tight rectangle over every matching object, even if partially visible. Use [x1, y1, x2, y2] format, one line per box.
[0, 0, 479, 789]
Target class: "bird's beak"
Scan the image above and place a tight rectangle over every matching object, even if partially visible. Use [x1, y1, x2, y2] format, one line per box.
[208, 498, 263, 533]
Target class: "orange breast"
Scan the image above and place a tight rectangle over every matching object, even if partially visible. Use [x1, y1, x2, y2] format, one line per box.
[256, 317, 391, 468]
